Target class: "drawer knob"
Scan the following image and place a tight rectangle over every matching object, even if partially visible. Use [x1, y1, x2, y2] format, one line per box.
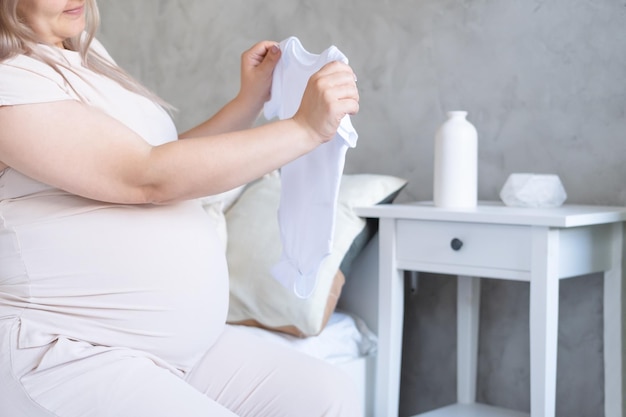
[450, 238, 463, 251]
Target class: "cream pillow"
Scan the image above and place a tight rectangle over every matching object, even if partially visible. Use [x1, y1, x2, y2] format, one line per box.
[225, 173, 407, 336]
[198, 185, 246, 249]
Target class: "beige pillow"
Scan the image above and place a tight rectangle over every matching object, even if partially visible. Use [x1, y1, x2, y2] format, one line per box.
[225, 173, 407, 336]
[233, 269, 345, 338]
[198, 186, 246, 249]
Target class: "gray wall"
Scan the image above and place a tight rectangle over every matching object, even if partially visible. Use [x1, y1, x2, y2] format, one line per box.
[97, 1, 626, 416]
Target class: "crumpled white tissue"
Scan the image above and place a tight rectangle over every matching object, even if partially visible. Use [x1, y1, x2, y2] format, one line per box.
[499, 173, 567, 208]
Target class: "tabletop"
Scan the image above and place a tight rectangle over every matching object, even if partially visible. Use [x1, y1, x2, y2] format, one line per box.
[355, 201, 626, 228]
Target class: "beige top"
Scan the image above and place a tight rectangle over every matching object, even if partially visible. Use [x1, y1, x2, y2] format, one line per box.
[0, 41, 228, 372]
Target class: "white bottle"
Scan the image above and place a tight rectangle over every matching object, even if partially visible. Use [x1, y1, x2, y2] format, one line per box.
[433, 111, 478, 208]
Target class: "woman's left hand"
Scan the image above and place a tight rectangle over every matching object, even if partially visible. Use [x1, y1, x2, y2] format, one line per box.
[238, 41, 281, 108]
[180, 41, 282, 138]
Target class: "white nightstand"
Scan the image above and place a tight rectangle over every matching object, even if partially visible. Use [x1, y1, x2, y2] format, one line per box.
[355, 201, 626, 417]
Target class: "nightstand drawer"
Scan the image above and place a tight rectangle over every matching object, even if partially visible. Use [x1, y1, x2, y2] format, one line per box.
[396, 220, 532, 272]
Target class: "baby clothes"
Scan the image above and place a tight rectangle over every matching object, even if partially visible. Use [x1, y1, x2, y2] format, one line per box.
[264, 36, 358, 298]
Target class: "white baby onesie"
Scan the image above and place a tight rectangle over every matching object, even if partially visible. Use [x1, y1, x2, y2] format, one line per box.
[264, 36, 358, 298]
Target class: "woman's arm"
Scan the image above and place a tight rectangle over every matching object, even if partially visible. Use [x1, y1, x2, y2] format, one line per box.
[180, 41, 281, 138]
[0, 61, 358, 205]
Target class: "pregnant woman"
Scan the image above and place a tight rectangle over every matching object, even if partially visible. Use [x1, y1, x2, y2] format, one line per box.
[0, 0, 361, 416]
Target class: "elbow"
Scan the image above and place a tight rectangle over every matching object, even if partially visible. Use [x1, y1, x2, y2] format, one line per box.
[105, 181, 174, 206]
[136, 181, 191, 205]
[135, 185, 177, 205]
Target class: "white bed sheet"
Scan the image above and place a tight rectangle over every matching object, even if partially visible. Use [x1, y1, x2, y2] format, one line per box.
[228, 311, 377, 365]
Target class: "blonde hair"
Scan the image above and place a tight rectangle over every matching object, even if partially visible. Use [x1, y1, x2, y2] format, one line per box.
[0, 0, 172, 109]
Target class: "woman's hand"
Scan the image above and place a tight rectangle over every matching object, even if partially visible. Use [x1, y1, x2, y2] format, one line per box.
[292, 61, 359, 144]
[238, 41, 281, 109]
[181, 41, 281, 138]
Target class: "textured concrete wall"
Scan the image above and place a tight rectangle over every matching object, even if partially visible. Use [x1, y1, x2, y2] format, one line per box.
[98, 1, 626, 416]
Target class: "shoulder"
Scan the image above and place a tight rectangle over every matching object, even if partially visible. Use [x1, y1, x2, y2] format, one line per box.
[0, 38, 117, 107]
[0, 52, 61, 78]
[0, 53, 72, 106]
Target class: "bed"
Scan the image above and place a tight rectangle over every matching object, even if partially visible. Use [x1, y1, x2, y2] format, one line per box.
[200, 172, 406, 417]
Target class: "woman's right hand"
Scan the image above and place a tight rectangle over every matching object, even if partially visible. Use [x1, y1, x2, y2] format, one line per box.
[292, 61, 359, 144]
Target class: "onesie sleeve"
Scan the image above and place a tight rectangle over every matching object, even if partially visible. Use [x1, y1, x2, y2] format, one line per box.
[0, 58, 74, 106]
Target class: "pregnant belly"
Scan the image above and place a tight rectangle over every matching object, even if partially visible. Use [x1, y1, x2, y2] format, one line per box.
[0, 195, 228, 371]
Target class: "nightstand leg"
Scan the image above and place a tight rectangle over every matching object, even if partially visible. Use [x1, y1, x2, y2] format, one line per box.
[530, 227, 560, 417]
[457, 275, 481, 405]
[376, 218, 404, 417]
[604, 223, 624, 417]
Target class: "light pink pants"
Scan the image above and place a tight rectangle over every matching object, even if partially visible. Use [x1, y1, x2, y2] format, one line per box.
[0, 316, 362, 417]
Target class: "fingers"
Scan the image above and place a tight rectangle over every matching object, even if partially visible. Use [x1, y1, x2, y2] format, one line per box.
[239, 41, 281, 106]
[316, 61, 357, 83]
[243, 41, 281, 68]
[257, 43, 281, 71]
[293, 61, 360, 143]
[316, 61, 358, 95]
[310, 61, 360, 112]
